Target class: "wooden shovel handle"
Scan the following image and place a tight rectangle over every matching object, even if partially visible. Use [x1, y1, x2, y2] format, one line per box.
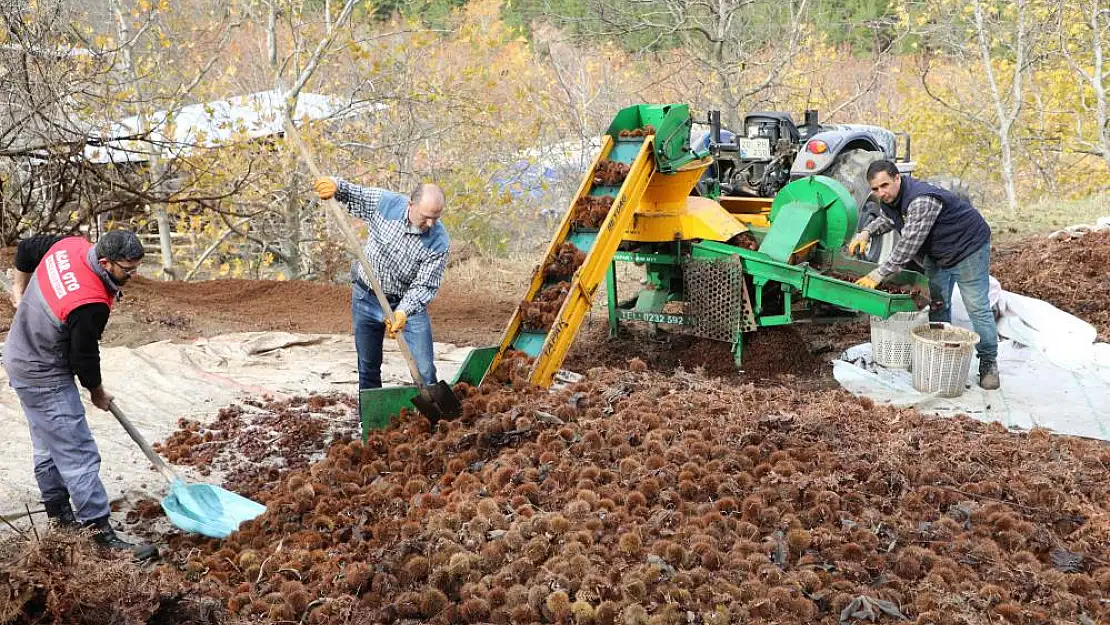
[107, 400, 181, 484]
[282, 118, 426, 386]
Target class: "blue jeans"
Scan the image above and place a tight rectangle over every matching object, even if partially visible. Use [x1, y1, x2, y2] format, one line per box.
[924, 242, 998, 363]
[9, 376, 111, 523]
[351, 281, 437, 389]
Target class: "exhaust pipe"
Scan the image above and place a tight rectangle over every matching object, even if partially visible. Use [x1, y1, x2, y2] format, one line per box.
[709, 110, 722, 146]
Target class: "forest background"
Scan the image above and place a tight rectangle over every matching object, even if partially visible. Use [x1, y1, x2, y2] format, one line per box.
[0, 0, 1106, 281]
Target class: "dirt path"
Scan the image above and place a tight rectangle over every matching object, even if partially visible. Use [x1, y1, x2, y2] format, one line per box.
[0, 265, 521, 349]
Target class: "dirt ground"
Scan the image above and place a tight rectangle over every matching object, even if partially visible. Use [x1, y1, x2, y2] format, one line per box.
[2, 227, 1101, 386]
[992, 230, 1110, 341]
[0, 231, 1102, 389]
[0, 254, 872, 382]
[0, 259, 520, 349]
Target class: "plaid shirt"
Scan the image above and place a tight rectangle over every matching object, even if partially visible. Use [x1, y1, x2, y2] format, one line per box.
[864, 194, 944, 280]
[334, 180, 449, 316]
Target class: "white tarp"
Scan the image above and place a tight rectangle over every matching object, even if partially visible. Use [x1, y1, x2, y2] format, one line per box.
[0, 333, 475, 518]
[834, 285, 1110, 441]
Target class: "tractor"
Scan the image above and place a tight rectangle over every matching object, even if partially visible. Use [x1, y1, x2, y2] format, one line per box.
[692, 109, 970, 268]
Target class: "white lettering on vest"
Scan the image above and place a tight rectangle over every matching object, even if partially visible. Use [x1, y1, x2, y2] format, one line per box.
[45, 250, 80, 299]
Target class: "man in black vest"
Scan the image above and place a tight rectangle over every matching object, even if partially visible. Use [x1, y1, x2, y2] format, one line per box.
[847, 160, 1000, 390]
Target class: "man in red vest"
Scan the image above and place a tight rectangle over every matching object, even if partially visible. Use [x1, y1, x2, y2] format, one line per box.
[4, 230, 157, 560]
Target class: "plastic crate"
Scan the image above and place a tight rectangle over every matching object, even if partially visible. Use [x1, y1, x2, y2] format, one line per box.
[870, 310, 928, 369]
[910, 323, 980, 398]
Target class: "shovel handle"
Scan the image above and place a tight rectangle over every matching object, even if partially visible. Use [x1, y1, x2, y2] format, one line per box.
[282, 118, 427, 387]
[107, 400, 181, 485]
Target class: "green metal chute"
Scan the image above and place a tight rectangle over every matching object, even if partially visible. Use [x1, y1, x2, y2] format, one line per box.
[359, 346, 498, 437]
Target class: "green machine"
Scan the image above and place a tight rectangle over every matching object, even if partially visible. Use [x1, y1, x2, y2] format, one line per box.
[358, 103, 929, 436]
[607, 174, 929, 368]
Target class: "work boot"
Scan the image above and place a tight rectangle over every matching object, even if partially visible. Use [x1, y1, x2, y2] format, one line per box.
[43, 498, 78, 529]
[84, 516, 159, 561]
[979, 360, 1000, 390]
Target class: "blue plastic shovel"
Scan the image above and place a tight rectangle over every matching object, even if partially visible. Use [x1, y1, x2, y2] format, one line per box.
[107, 400, 265, 538]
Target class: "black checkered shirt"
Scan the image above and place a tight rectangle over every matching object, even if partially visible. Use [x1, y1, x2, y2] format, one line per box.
[864, 195, 944, 280]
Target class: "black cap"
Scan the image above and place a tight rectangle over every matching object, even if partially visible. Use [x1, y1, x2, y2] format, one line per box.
[95, 230, 145, 262]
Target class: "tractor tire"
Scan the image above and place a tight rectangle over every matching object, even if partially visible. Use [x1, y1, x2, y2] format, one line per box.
[856, 200, 899, 265]
[825, 149, 898, 265]
[924, 175, 974, 202]
[826, 149, 884, 208]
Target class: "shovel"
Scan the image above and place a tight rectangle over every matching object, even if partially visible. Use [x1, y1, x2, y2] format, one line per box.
[108, 400, 265, 539]
[282, 119, 463, 423]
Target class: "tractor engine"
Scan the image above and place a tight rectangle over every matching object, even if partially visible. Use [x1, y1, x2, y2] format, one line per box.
[705, 111, 819, 198]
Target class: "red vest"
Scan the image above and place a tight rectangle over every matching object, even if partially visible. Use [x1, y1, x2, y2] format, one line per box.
[34, 237, 114, 323]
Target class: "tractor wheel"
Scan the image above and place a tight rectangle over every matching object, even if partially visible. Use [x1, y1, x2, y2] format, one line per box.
[924, 174, 974, 202]
[826, 149, 898, 265]
[826, 149, 883, 207]
[856, 200, 899, 265]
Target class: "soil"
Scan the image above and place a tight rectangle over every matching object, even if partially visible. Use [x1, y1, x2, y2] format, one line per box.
[0, 264, 519, 349]
[993, 230, 1110, 341]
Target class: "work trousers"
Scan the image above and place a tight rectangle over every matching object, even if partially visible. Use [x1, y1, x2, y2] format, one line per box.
[351, 280, 437, 390]
[924, 242, 999, 363]
[8, 375, 110, 523]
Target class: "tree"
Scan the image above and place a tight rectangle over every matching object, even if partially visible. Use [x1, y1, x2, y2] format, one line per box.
[0, 0, 253, 249]
[904, 0, 1054, 214]
[104, 0, 243, 278]
[579, 0, 814, 129]
[811, 0, 899, 54]
[1058, 0, 1110, 170]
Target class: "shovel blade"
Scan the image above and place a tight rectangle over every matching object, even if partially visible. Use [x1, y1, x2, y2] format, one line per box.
[411, 381, 462, 423]
[162, 480, 266, 539]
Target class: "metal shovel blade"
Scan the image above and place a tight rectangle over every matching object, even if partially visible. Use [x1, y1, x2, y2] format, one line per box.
[411, 381, 463, 422]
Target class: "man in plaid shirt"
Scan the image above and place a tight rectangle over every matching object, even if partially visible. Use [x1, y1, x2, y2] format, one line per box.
[314, 177, 449, 392]
[848, 160, 1000, 390]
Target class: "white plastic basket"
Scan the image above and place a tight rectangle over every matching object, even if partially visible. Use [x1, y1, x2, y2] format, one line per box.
[910, 322, 980, 398]
[870, 310, 929, 369]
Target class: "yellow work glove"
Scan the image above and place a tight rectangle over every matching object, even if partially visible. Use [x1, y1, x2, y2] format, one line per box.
[855, 270, 883, 289]
[314, 176, 338, 200]
[848, 231, 870, 257]
[385, 310, 407, 339]
[855, 276, 878, 289]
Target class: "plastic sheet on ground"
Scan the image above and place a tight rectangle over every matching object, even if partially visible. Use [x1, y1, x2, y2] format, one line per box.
[834, 286, 1110, 442]
[0, 332, 476, 517]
